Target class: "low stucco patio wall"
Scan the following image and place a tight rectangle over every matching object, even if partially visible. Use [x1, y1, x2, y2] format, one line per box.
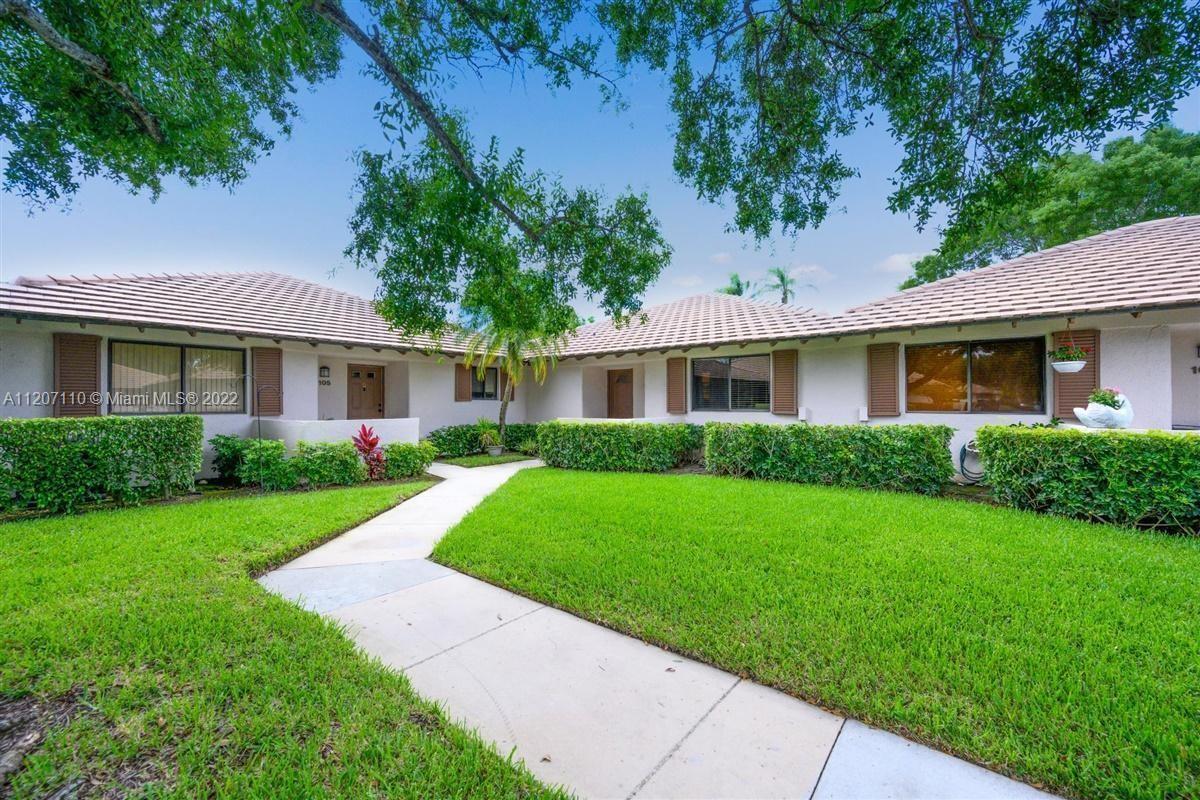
[255, 417, 420, 450]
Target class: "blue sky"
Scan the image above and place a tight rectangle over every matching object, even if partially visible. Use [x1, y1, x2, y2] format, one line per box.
[1, 43, 1197, 317]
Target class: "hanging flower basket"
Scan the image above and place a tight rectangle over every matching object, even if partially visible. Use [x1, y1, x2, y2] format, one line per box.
[1048, 344, 1088, 373]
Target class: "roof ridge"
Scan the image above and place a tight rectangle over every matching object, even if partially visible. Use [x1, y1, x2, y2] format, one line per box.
[844, 214, 1200, 313]
[11, 269, 284, 288]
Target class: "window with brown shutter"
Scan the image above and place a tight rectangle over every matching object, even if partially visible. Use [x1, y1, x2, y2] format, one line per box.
[904, 337, 1045, 413]
[1053, 329, 1099, 419]
[867, 342, 900, 417]
[454, 363, 472, 402]
[771, 350, 798, 415]
[251, 347, 283, 416]
[666, 357, 686, 414]
[53, 333, 101, 417]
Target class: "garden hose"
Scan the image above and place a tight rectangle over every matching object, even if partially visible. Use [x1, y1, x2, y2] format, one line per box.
[959, 439, 985, 484]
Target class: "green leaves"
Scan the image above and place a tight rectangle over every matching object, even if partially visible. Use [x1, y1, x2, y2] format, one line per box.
[906, 126, 1200, 285]
[0, 0, 340, 205]
[346, 131, 671, 340]
[537, 421, 703, 471]
[0, 415, 204, 513]
[976, 425, 1200, 534]
[703, 422, 954, 494]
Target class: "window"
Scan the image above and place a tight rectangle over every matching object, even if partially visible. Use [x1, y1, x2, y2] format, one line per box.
[472, 367, 498, 400]
[905, 337, 1044, 413]
[692, 355, 770, 411]
[110, 341, 245, 414]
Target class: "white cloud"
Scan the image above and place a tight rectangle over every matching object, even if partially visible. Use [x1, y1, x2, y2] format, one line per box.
[875, 251, 930, 274]
[709, 251, 733, 265]
[788, 262, 833, 284]
[671, 274, 705, 288]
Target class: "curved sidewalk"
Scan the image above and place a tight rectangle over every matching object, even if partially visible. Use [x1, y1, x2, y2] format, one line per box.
[261, 461, 1058, 800]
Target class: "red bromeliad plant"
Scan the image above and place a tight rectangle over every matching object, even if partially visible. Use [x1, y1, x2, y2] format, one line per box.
[352, 424, 385, 480]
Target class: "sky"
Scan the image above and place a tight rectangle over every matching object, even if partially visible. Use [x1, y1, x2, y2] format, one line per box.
[1, 38, 1198, 318]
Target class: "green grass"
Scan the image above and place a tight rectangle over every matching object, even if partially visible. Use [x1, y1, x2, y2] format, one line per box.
[440, 453, 533, 468]
[433, 469, 1200, 800]
[1, 483, 560, 799]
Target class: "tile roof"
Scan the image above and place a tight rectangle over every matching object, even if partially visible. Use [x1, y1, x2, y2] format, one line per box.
[812, 215, 1200, 336]
[3, 216, 1199, 358]
[560, 293, 826, 357]
[0, 271, 465, 354]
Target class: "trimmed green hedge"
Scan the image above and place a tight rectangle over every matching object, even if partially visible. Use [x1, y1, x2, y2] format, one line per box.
[977, 426, 1200, 534]
[0, 415, 204, 514]
[703, 422, 954, 495]
[383, 441, 437, 479]
[426, 423, 542, 457]
[236, 439, 296, 491]
[537, 421, 703, 472]
[426, 425, 482, 458]
[294, 441, 367, 486]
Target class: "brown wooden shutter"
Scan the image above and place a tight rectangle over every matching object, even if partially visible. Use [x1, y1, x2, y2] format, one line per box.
[1053, 330, 1099, 419]
[666, 357, 687, 414]
[771, 349, 798, 415]
[52, 333, 101, 417]
[251, 347, 283, 416]
[499, 369, 515, 401]
[454, 363, 472, 402]
[867, 343, 900, 417]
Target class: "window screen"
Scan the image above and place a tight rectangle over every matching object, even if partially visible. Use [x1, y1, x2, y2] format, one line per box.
[691, 355, 770, 411]
[110, 341, 244, 414]
[471, 367, 498, 399]
[110, 342, 182, 414]
[185, 347, 245, 413]
[906, 338, 1044, 414]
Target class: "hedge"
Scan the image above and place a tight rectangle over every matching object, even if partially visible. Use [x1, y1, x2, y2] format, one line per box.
[537, 421, 703, 472]
[383, 441, 437, 479]
[977, 426, 1200, 534]
[425, 425, 482, 458]
[235, 439, 297, 491]
[293, 441, 367, 486]
[426, 423, 542, 457]
[0, 415, 204, 514]
[703, 422, 954, 495]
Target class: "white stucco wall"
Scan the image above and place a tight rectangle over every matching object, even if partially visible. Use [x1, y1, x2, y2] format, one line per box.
[256, 417, 418, 448]
[1170, 325, 1200, 428]
[406, 358, 527, 435]
[1100, 325, 1173, 431]
[0, 327, 54, 419]
[580, 366, 608, 418]
[525, 364, 583, 419]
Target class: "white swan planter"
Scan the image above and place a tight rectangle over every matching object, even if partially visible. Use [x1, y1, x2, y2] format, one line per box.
[1074, 394, 1133, 429]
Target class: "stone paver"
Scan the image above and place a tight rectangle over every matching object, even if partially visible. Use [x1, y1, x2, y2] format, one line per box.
[261, 460, 1060, 800]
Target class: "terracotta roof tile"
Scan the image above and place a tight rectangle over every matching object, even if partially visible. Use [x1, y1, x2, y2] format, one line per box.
[0, 271, 464, 354]
[560, 294, 823, 357]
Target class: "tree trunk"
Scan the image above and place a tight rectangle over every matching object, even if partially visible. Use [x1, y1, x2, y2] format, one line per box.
[498, 377, 513, 446]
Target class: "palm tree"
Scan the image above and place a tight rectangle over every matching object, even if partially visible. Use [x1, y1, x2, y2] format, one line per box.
[716, 272, 756, 297]
[762, 266, 814, 304]
[463, 324, 563, 445]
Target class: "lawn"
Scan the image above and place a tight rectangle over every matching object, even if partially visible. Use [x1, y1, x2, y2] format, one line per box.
[440, 453, 533, 468]
[0, 483, 560, 799]
[433, 469, 1200, 800]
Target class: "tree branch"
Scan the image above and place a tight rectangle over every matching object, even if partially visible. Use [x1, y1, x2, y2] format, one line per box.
[311, 0, 538, 239]
[0, 0, 163, 142]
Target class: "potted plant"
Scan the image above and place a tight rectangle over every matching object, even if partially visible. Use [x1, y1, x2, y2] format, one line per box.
[1047, 344, 1088, 373]
[1074, 386, 1134, 428]
[479, 428, 503, 456]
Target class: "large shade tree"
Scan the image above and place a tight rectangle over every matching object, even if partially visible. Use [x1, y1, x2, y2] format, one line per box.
[904, 126, 1200, 286]
[3, 0, 1199, 338]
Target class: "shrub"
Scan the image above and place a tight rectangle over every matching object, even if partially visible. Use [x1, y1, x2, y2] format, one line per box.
[351, 424, 385, 480]
[703, 422, 953, 495]
[426, 424, 482, 458]
[293, 441, 367, 487]
[235, 439, 297, 491]
[383, 441, 437, 479]
[501, 423, 540, 451]
[537, 422, 703, 472]
[209, 434, 249, 484]
[0, 415, 204, 514]
[976, 426, 1200, 534]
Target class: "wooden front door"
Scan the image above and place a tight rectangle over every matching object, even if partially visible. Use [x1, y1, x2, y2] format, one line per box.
[607, 369, 634, 419]
[348, 364, 384, 419]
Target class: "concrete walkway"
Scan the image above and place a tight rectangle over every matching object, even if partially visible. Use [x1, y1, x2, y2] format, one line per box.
[261, 462, 1057, 800]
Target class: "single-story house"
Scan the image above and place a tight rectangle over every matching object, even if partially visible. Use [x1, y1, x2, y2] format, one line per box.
[3, 215, 1199, 473]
